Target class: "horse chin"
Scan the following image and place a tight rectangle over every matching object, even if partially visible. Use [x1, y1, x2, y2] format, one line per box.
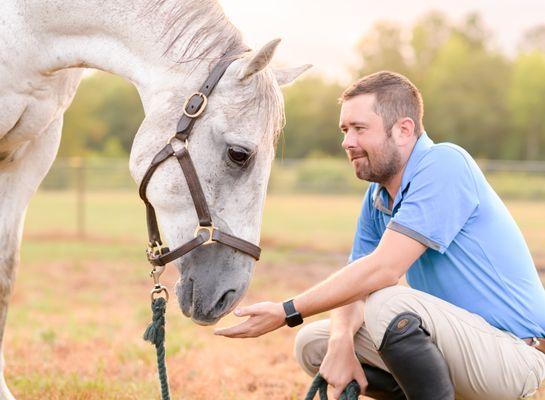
[190, 316, 220, 326]
[186, 301, 237, 326]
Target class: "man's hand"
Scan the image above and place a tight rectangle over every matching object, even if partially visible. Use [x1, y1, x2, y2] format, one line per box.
[214, 301, 285, 338]
[320, 334, 368, 400]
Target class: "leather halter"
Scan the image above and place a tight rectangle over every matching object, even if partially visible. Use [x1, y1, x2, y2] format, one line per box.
[139, 49, 261, 267]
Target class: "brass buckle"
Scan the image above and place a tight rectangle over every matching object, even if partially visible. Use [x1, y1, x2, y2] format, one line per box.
[183, 92, 208, 118]
[147, 241, 167, 258]
[194, 224, 216, 245]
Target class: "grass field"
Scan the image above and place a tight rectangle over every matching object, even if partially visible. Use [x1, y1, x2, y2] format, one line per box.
[6, 191, 545, 399]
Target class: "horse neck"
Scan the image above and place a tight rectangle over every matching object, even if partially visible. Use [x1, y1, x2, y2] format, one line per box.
[23, 0, 243, 101]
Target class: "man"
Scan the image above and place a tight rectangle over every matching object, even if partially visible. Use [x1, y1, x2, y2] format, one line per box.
[215, 71, 545, 400]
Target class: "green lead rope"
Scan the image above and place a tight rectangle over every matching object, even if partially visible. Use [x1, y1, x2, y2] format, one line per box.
[143, 297, 358, 400]
[143, 297, 170, 400]
[305, 373, 361, 400]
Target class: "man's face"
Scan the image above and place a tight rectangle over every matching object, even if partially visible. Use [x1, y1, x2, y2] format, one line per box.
[339, 94, 401, 183]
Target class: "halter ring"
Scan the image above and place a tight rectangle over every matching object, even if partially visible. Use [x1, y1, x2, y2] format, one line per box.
[194, 224, 216, 245]
[167, 135, 188, 149]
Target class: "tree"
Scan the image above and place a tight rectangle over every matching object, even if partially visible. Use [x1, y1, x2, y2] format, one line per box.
[61, 72, 143, 157]
[410, 12, 452, 87]
[280, 76, 344, 158]
[354, 21, 412, 78]
[419, 13, 513, 158]
[422, 34, 510, 158]
[507, 51, 545, 160]
[519, 25, 545, 54]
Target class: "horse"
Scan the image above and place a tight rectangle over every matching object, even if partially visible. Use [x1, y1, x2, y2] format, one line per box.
[0, 0, 310, 397]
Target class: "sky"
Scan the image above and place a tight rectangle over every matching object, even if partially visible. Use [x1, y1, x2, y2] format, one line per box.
[220, 0, 545, 83]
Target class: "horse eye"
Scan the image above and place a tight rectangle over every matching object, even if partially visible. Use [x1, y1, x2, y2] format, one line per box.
[227, 146, 252, 166]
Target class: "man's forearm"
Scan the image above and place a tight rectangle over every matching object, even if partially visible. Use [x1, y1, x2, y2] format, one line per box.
[329, 300, 365, 340]
[292, 253, 398, 319]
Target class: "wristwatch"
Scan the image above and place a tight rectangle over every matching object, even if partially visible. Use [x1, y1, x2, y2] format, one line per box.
[282, 299, 304, 327]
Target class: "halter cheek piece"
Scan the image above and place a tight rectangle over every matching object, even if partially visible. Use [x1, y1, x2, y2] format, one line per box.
[138, 50, 261, 268]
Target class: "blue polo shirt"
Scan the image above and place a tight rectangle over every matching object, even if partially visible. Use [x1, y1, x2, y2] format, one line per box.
[349, 132, 545, 338]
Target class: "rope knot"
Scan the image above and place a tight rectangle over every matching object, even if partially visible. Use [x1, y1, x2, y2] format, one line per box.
[143, 297, 167, 346]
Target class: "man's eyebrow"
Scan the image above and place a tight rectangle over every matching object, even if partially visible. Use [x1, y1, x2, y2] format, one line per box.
[339, 121, 368, 129]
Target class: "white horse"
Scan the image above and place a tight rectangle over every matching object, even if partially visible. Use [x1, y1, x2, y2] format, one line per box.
[0, 0, 309, 397]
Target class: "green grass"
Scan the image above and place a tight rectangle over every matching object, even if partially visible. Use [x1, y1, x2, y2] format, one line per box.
[23, 190, 545, 257]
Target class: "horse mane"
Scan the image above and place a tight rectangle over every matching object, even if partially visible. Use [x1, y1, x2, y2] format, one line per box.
[144, 0, 285, 139]
[144, 0, 244, 64]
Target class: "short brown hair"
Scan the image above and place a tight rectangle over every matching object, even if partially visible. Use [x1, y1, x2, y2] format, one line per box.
[340, 71, 424, 136]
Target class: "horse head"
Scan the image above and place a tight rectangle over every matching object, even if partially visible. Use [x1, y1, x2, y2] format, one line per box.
[130, 39, 310, 324]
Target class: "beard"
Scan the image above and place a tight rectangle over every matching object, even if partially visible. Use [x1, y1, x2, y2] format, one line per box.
[349, 137, 402, 183]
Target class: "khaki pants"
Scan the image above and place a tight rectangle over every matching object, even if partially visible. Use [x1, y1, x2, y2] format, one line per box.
[294, 285, 545, 400]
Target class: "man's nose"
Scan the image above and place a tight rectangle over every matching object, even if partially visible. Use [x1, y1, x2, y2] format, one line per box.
[342, 129, 357, 150]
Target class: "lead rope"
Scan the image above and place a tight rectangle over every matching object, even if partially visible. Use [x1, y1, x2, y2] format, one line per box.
[305, 374, 360, 400]
[143, 271, 361, 400]
[143, 266, 171, 400]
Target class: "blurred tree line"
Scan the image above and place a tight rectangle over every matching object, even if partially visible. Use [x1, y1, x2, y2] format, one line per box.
[61, 11, 545, 160]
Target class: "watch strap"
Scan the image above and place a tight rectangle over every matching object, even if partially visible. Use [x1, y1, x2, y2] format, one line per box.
[283, 299, 303, 327]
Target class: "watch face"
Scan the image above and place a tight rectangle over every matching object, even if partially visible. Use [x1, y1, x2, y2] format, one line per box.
[287, 313, 303, 327]
[283, 299, 303, 327]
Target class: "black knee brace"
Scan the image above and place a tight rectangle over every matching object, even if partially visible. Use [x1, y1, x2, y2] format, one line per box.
[361, 363, 406, 400]
[378, 312, 455, 400]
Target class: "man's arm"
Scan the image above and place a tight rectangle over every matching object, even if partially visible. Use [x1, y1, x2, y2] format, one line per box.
[215, 228, 426, 338]
[292, 228, 425, 318]
[325, 301, 366, 383]
[330, 301, 365, 339]
[319, 301, 367, 398]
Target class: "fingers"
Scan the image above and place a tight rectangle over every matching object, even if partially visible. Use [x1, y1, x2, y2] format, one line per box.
[233, 305, 255, 317]
[319, 373, 344, 400]
[355, 374, 367, 395]
[214, 302, 284, 338]
[214, 320, 254, 338]
[355, 365, 368, 394]
[215, 304, 258, 337]
[323, 376, 366, 400]
[331, 384, 344, 400]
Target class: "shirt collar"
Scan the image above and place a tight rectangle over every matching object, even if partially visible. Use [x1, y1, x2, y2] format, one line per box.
[372, 131, 434, 214]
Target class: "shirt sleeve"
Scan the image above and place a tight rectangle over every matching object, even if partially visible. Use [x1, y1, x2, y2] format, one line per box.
[387, 146, 480, 254]
[348, 184, 382, 263]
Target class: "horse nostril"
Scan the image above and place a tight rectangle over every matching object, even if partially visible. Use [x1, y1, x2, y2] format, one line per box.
[214, 289, 236, 314]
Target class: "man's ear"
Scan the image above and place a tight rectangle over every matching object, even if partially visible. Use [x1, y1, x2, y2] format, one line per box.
[397, 117, 416, 143]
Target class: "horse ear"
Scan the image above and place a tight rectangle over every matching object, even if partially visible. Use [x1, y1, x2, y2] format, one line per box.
[273, 64, 312, 86]
[239, 38, 282, 81]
